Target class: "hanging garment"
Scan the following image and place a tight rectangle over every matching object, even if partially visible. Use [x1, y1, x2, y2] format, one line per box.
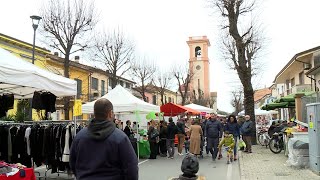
[32, 91, 44, 110]
[62, 125, 70, 162]
[25, 127, 31, 156]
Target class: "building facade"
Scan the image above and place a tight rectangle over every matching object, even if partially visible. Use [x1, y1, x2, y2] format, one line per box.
[0, 33, 135, 120]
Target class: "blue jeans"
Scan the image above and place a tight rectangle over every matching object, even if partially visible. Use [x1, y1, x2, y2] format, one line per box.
[233, 136, 238, 157]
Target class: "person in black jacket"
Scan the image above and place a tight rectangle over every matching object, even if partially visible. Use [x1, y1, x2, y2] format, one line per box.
[159, 121, 168, 156]
[205, 114, 223, 161]
[124, 120, 134, 138]
[177, 120, 187, 156]
[223, 115, 240, 160]
[147, 120, 159, 159]
[167, 118, 177, 159]
[70, 98, 138, 180]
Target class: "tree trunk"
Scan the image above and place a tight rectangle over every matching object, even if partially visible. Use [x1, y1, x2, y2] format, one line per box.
[242, 79, 257, 145]
[160, 93, 164, 105]
[111, 74, 117, 89]
[64, 53, 70, 120]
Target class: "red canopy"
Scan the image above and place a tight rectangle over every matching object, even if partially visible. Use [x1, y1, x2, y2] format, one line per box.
[160, 103, 200, 116]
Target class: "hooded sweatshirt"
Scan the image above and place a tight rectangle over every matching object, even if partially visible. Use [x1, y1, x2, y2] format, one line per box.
[70, 119, 138, 180]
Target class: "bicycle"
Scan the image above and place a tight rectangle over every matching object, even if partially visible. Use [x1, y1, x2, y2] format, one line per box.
[258, 131, 271, 148]
[269, 132, 284, 154]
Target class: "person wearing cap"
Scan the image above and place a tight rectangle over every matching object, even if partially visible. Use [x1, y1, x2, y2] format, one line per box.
[170, 154, 202, 180]
[70, 98, 138, 180]
[240, 115, 254, 153]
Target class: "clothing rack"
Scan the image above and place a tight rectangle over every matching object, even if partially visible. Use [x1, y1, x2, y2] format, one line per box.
[0, 119, 89, 180]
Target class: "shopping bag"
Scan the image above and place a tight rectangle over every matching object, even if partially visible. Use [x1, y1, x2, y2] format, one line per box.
[238, 139, 246, 150]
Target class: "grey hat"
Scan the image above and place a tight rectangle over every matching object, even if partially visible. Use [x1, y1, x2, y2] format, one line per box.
[181, 154, 199, 177]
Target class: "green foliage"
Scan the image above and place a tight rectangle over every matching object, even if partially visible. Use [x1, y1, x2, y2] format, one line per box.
[15, 100, 30, 122]
[0, 115, 15, 121]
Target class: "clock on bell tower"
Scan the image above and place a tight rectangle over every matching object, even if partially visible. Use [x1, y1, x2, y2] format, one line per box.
[187, 36, 211, 102]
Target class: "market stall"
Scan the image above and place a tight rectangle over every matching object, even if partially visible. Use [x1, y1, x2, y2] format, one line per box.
[184, 103, 215, 114]
[82, 85, 160, 158]
[0, 48, 78, 178]
[0, 48, 77, 98]
[160, 102, 200, 116]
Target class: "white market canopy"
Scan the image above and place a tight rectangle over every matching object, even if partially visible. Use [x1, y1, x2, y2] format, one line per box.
[184, 103, 216, 113]
[82, 85, 160, 114]
[238, 108, 278, 116]
[0, 48, 77, 98]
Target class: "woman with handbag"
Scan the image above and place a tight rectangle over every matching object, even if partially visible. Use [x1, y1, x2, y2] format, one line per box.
[148, 120, 159, 159]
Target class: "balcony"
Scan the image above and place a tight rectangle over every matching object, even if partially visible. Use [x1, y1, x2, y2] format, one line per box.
[291, 84, 312, 94]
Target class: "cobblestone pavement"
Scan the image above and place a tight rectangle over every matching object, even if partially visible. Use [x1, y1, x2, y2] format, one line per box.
[239, 145, 320, 180]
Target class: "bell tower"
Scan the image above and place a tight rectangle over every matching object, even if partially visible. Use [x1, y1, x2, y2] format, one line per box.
[187, 36, 211, 103]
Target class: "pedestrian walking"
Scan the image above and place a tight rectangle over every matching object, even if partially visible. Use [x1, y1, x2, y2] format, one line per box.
[201, 118, 209, 155]
[224, 115, 240, 160]
[218, 131, 235, 164]
[167, 118, 177, 159]
[189, 119, 203, 155]
[148, 120, 159, 159]
[184, 136, 190, 154]
[240, 115, 254, 153]
[177, 119, 187, 156]
[159, 121, 168, 157]
[205, 113, 223, 161]
[70, 98, 138, 180]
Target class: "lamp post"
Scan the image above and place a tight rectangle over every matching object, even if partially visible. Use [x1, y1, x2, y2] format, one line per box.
[30, 15, 42, 64]
[29, 15, 42, 121]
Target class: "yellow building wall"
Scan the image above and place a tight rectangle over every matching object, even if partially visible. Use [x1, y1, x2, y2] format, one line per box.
[0, 36, 90, 120]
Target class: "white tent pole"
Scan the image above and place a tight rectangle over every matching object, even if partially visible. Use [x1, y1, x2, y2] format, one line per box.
[135, 110, 140, 161]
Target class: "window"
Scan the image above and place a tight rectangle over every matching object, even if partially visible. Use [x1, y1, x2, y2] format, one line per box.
[291, 78, 295, 87]
[165, 96, 167, 103]
[108, 79, 112, 87]
[120, 81, 124, 86]
[299, 72, 304, 85]
[195, 46, 201, 57]
[126, 82, 130, 88]
[168, 97, 172, 103]
[101, 80, 105, 96]
[91, 77, 98, 90]
[152, 95, 157, 105]
[75, 78, 82, 99]
[314, 55, 320, 66]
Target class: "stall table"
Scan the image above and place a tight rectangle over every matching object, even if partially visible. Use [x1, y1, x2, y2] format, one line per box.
[0, 168, 36, 180]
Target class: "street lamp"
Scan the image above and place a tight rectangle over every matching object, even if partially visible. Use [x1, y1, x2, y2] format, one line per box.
[29, 15, 42, 121]
[30, 15, 42, 64]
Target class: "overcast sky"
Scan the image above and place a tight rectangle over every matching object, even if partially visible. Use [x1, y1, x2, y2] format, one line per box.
[1, 0, 320, 112]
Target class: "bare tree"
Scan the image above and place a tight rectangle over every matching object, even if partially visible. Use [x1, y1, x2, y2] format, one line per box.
[131, 58, 156, 102]
[41, 0, 97, 119]
[172, 64, 194, 105]
[230, 89, 244, 115]
[154, 71, 172, 105]
[210, 0, 263, 122]
[93, 30, 134, 89]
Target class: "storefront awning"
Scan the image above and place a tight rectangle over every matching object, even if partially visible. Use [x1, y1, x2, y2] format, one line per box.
[261, 102, 295, 111]
[275, 91, 315, 103]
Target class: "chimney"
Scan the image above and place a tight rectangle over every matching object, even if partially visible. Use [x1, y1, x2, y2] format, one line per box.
[75, 56, 80, 63]
[54, 52, 59, 56]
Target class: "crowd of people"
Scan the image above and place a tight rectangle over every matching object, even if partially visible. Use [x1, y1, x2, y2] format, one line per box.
[145, 113, 255, 163]
[69, 98, 256, 180]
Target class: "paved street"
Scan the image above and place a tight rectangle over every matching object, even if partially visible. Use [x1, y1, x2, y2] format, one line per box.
[239, 145, 320, 180]
[139, 153, 240, 180]
[35, 150, 241, 180]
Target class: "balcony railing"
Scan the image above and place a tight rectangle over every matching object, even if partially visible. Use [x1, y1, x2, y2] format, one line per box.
[291, 84, 312, 94]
